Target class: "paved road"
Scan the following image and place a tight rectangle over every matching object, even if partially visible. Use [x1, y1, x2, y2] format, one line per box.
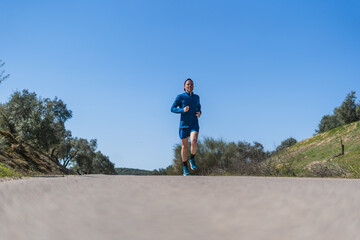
[0, 175, 360, 240]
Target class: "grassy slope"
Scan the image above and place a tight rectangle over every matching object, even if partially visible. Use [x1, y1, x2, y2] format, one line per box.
[271, 120, 360, 177]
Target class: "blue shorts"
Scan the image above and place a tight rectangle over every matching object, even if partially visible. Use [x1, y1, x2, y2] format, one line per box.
[179, 125, 199, 139]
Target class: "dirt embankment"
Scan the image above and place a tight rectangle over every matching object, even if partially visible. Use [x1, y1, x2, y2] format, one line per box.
[0, 130, 71, 176]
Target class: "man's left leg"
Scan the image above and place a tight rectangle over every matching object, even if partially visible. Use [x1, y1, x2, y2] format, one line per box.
[189, 131, 198, 170]
[190, 131, 198, 155]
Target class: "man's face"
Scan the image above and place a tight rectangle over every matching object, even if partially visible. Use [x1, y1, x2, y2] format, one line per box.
[184, 80, 194, 93]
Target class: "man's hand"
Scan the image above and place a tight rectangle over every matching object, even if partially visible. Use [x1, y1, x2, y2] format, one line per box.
[183, 106, 190, 112]
[196, 112, 201, 118]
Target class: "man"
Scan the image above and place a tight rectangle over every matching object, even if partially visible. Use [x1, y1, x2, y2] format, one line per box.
[171, 78, 201, 176]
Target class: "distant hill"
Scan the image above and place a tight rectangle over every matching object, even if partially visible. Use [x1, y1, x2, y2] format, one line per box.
[115, 168, 152, 175]
[266, 120, 360, 178]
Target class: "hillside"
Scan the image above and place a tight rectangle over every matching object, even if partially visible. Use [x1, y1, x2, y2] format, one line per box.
[267, 120, 360, 177]
[115, 168, 152, 175]
[0, 130, 72, 177]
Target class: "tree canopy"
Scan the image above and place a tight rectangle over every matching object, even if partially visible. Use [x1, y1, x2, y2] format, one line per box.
[335, 91, 358, 124]
[316, 91, 360, 133]
[0, 90, 116, 175]
[0, 90, 72, 152]
[275, 137, 297, 153]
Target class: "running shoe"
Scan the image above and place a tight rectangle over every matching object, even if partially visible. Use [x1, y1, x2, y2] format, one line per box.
[189, 158, 197, 170]
[183, 166, 190, 176]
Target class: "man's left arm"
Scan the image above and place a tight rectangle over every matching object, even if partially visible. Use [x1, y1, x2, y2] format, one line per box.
[196, 96, 202, 118]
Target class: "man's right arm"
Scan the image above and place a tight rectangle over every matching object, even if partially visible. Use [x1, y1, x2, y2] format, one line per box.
[171, 96, 183, 114]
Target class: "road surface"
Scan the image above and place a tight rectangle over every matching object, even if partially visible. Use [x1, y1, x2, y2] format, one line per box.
[0, 175, 359, 240]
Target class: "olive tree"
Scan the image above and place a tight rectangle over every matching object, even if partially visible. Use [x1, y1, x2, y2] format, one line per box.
[335, 91, 359, 124]
[69, 138, 117, 175]
[0, 90, 72, 152]
[275, 137, 297, 153]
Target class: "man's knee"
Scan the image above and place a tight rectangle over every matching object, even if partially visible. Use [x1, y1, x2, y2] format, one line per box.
[191, 134, 198, 145]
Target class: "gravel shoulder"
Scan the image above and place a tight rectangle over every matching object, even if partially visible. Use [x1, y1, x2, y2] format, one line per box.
[1, 175, 360, 240]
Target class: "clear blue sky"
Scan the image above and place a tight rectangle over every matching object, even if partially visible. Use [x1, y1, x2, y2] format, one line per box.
[1, 0, 359, 170]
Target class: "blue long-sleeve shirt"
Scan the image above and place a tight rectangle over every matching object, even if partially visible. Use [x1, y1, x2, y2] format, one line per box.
[171, 92, 201, 129]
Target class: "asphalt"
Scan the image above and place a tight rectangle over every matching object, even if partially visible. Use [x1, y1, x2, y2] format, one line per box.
[0, 175, 359, 240]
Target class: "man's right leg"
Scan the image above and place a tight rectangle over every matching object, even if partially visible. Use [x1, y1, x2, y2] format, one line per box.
[181, 137, 190, 175]
[181, 137, 189, 163]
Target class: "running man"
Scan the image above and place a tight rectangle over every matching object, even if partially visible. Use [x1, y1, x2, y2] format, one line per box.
[171, 78, 202, 176]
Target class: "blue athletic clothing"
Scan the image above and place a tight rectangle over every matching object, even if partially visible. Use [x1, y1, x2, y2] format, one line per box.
[183, 165, 190, 176]
[189, 158, 197, 170]
[171, 91, 201, 139]
[179, 126, 199, 139]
